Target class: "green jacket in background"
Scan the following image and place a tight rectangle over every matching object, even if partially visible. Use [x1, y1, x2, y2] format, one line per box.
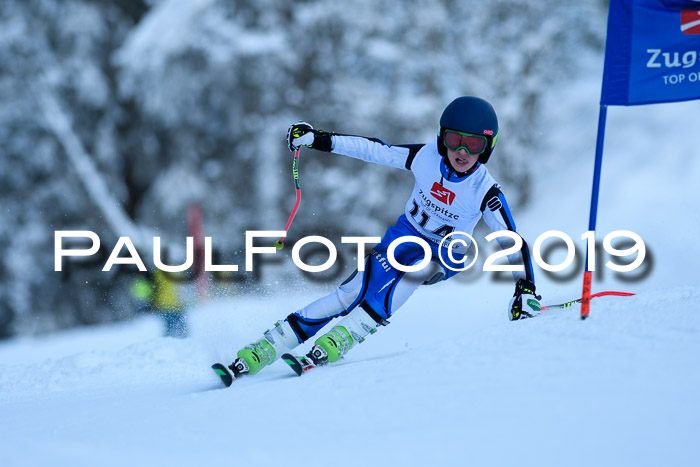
[131, 270, 184, 312]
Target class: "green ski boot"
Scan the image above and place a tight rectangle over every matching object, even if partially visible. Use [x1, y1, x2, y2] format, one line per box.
[314, 325, 354, 363]
[212, 320, 300, 387]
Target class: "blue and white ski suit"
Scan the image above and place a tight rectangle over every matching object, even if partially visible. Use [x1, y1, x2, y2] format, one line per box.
[285, 134, 535, 343]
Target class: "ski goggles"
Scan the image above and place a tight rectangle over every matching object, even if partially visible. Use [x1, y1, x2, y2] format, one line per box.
[443, 130, 489, 155]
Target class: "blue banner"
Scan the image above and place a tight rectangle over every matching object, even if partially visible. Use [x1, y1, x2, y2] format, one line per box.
[601, 0, 700, 105]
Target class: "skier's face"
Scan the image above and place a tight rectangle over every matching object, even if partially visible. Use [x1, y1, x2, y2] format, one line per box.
[447, 147, 479, 173]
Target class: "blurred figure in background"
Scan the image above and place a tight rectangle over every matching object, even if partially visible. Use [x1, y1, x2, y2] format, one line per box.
[131, 269, 189, 338]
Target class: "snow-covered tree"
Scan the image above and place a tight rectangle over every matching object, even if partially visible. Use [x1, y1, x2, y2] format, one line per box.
[0, 0, 607, 337]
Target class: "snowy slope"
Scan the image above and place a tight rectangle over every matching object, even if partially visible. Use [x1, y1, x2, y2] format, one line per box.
[3, 55, 700, 467]
[1, 285, 699, 467]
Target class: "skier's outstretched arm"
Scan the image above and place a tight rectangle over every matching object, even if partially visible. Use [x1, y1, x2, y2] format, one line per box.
[287, 122, 423, 170]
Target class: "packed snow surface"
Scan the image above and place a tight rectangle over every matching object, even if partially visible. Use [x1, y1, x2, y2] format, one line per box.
[1, 284, 699, 466]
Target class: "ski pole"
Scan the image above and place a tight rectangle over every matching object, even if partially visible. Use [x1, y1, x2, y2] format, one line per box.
[274, 147, 302, 250]
[541, 291, 635, 310]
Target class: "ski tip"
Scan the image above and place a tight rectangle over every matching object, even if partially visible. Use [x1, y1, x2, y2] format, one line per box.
[211, 363, 235, 387]
[281, 353, 303, 376]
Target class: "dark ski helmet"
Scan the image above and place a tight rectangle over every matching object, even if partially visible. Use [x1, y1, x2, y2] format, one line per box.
[437, 96, 499, 164]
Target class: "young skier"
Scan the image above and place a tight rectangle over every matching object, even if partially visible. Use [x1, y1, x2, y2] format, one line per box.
[214, 96, 540, 384]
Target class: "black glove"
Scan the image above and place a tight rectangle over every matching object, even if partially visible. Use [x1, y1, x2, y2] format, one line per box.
[508, 278, 542, 321]
[286, 122, 333, 152]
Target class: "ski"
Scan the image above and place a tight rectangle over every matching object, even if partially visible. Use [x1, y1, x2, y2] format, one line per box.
[281, 353, 317, 376]
[211, 363, 236, 387]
